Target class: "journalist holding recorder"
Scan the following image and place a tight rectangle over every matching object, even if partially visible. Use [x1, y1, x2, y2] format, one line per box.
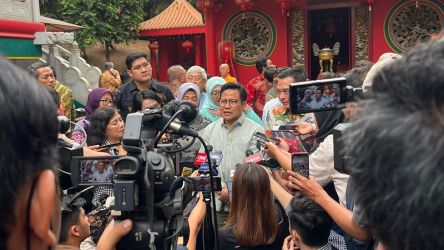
[0, 57, 210, 250]
[0, 58, 132, 250]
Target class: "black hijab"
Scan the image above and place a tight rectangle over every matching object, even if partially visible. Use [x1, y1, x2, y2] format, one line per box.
[313, 109, 344, 149]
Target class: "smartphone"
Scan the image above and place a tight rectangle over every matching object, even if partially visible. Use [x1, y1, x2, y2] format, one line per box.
[253, 132, 280, 147]
[70, 156, 120, 186]
[291, 152, 309, 178]
[290, 77, 347, 114]
[97, 143, 121, 149]
[189, 176, 222, 192]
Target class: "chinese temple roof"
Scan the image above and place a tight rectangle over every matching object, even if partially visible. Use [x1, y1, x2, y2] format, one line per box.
[139, 0, 205, 37]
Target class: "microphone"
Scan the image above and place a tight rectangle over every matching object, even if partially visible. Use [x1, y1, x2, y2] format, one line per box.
[176, 102, 197, 124]
[194, 152, 208, 165]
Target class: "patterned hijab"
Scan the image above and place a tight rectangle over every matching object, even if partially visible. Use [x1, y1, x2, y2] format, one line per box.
[201, 77, 225, 111]
[176, 82, 201, 106]
[85, 88, 113, 121]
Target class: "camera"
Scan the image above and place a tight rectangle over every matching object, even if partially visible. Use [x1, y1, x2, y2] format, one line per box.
[288, 77, 365, 175]
[289, 77, 363, 115]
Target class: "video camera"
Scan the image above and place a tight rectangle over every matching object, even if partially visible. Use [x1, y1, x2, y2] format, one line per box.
[64, 101, 221, 250]
[289, 77, 365, 175]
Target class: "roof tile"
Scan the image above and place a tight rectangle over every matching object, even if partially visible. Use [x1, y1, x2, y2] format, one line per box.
[140, 0, 205, 31]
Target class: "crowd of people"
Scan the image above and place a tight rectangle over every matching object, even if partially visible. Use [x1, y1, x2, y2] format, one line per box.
[1, 35, 444, 250]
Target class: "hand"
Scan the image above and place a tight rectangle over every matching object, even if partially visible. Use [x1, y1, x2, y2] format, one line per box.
[117, 144, 127, 155]
[88, 145, 108, 152]
[275, 137, 290, 152]
[287, 171, 326, 203]
[111, 69, 119, 77]
[295, 122, 315, 135]
[188, 194, 206, 235]
[96, 219, 133, 250]
[282, 235, 295, 250]
[218, 187, 230, 203]
[265, 141, 280, 158]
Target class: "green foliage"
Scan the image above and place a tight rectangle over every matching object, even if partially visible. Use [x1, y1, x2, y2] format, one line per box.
[40, 0, 144, 53]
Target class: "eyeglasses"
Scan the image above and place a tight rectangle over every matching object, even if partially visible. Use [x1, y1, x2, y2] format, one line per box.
[99, 99, 113, 104]
[220, 99, 239, 106]
[186, 75, 203, 82]
[211, 90, 220, 96]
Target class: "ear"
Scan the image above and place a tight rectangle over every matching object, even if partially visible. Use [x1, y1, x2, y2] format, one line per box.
[71, 225, 81, 237]
[376, 242, 389, 250]
[127, 69, 132, 78]
[291, 229, 302, 245]
[29, 170, 59, 247]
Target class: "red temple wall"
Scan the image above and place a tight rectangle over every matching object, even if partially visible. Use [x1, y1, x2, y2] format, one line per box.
[370, 0, 398, 61]
[211, 1, 290, 85]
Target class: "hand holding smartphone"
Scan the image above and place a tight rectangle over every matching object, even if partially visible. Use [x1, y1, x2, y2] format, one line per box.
[291, 152, 309, 178]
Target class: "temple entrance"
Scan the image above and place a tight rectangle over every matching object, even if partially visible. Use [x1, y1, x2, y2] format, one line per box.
[308, 7, 350, 79]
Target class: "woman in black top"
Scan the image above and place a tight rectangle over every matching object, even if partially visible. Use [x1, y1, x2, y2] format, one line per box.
[218, 163, 289, 250]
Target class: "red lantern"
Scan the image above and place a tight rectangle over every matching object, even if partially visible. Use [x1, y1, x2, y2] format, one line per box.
[197, 0, 214, 14]
[275, 0, 290, 15]
[182, 40, 194, 53]
[235, 0, 254, 12]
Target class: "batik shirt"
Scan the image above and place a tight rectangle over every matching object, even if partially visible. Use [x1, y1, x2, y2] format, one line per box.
[264, 105, 316, 131]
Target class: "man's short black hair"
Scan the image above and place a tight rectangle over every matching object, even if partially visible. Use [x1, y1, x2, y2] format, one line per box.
[0, 58, 59, 249]
[288, 196, 332, 247]
[278, 68, 307, 83]
[255, 57, 268, 74]
[263, 66, 277, 83]
[125, 52, 149, 70]
[346, 39, 444, 250]
[59, 207, 82, 243]
[220, 83, 247, 102]
[344, 61, 373, 88]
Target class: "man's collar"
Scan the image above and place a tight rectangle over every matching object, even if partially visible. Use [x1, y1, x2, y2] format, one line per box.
[128, 79, 158, 92]
[222, 113, 246, 128]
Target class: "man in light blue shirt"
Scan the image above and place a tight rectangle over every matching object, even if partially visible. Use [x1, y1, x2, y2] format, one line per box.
[201, 84, 264, 210]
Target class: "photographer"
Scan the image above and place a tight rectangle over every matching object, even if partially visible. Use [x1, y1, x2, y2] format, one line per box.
[344, 39, 444, 250]
[0, 57, 130, 250]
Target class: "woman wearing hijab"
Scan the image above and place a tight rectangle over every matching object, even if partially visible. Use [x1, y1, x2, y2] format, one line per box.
[71, 88, 114, 145]
[172, 82, 211, 168]
[200, 77, 263, 125]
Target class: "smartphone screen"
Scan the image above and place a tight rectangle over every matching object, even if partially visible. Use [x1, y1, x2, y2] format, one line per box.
[71, 156, 119, 186]
[290, 77, 347, 114]
[190, 176, 222, 192]
[291, 153, 309, 178]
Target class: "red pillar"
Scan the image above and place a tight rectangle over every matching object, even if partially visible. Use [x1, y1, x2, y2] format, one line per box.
[195, 35, 202, 66]
[204, 8, 217, 75]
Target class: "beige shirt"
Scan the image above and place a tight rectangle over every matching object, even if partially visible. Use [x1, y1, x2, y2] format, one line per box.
[200, 114, 265, 183]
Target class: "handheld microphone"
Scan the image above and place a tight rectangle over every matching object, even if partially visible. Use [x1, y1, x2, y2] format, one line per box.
[194, 152, 208, 165]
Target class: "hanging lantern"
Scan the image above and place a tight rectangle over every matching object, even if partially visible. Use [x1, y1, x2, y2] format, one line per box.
[235, 0, 254, 12]
[275, 0, 290, 16]
[182, 40, 194, 53]
[368, 0, 374, 12]
[197, 0, 214, 14]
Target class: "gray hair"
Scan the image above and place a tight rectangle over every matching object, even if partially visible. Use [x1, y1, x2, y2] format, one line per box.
[104, 62, 114, 70]
[187, 65, 207, 80]
[28, 61, 50, 79]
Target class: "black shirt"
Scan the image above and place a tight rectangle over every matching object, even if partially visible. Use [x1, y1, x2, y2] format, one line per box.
[115, 79, 175, 119]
